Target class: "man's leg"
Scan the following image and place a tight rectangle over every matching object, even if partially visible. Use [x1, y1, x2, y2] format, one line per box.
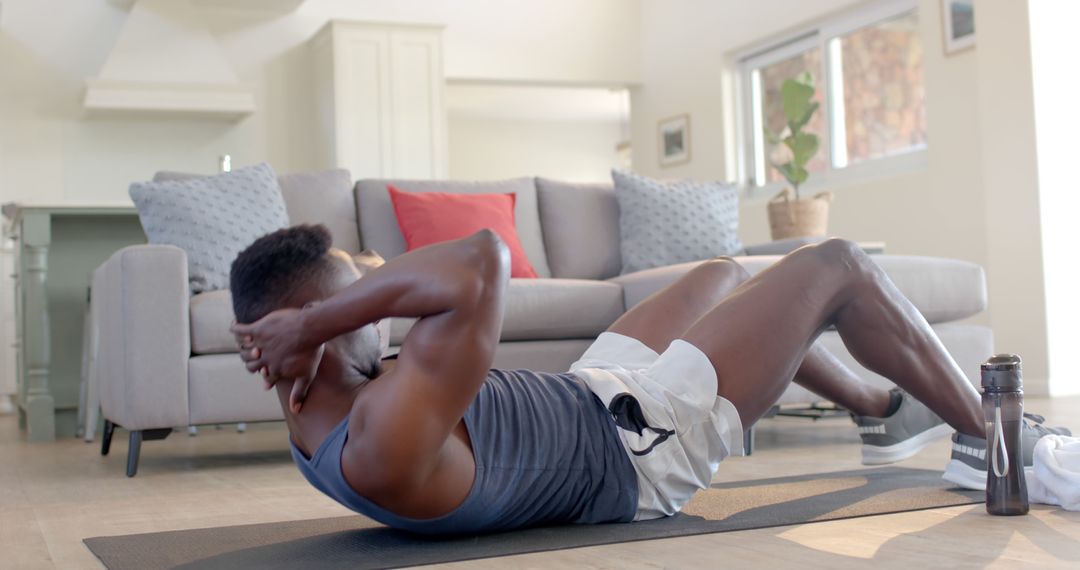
[606, 257, 748, 355]
[679, 239, 984, 437]
[607, 257, 893, 418]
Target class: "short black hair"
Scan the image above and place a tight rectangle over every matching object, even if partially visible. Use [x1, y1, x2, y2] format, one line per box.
[230, 224, 333, 324]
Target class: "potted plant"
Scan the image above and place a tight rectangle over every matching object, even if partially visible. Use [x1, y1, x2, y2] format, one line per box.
[765, 72, 832, 240]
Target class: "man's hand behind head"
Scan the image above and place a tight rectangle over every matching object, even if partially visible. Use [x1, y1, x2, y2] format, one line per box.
[231, 308, 326, 413]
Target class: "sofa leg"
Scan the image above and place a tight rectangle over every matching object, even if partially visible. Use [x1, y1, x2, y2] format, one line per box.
[126, 431, 142, 477]
[743, 426, 755, 456]
[101, 420, 115, 456]
[125, 428, 171, 477]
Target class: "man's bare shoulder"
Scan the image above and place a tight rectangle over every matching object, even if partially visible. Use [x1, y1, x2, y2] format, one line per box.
[340, 362, 478, 518]
[339, 364, 416, 485]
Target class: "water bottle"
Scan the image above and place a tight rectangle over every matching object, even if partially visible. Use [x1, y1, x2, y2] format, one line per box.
[981, 354, 1029, 516]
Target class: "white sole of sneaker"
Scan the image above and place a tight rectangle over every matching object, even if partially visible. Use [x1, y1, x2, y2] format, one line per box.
[942, 460, 1036, 492]
[942, 459, 986, 490]
[861, 422, 953, 465]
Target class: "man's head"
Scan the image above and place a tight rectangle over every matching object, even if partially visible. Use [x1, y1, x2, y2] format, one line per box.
[230, 224, 383, 380]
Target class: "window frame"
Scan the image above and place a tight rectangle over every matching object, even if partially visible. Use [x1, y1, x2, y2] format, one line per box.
[734, 0, 926, 197]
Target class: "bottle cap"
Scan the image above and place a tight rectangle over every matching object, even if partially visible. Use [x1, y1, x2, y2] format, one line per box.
[981, 354, 1022, 390]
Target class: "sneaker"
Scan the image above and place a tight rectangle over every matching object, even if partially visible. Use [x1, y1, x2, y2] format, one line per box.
[943, 413, 1072, 491]
[853, 388, 953, 465]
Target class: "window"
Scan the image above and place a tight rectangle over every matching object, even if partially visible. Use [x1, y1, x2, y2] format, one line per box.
[753, 45, 829, 184]
[738, 0, 926, 190]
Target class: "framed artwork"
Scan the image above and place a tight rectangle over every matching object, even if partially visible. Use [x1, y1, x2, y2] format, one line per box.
[941, 0, 975, 54]
[658, 114, 690, 167]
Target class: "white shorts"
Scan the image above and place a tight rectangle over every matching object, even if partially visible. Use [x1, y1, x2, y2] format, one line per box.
[570, 332, 744, 521]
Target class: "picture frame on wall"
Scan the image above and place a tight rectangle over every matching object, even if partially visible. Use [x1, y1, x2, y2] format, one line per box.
[658, 114, 690, 167]
[941, 0, 975, 54]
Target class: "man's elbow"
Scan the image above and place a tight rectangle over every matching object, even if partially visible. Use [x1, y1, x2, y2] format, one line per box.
[469, 229, 510, 281]
[471, 228, 504, 253]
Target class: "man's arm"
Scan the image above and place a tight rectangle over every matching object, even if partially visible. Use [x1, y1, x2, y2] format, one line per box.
[301, 232, 507, 348]
[340, 230, 509, 500]
[235, 231, 507, 383]
[234, 230, 510, 497]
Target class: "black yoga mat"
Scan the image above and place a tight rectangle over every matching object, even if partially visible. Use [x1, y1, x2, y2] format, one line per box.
[84, 467, 981, 569]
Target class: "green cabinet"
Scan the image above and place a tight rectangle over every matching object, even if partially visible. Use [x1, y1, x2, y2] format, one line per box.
[3, 205, 146, 442]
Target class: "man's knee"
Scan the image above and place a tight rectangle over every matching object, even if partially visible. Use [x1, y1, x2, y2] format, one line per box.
[812, 238, 864, 264]
[696, 256, 751, 287]
[811, 239, 874, 276]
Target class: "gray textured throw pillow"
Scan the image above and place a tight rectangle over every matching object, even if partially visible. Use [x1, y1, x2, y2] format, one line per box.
[129, 163, 290, 294]
[613, 169, 743, 275]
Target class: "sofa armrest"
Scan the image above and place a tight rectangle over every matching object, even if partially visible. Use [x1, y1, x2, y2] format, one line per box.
[742, 236, 825, 256]
[94, 245, 191, 430]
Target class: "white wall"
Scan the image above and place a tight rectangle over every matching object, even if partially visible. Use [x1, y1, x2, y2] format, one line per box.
[971, 0, 1050, 396]
[449, 116, 623, 182]
[446, 84, 628, 182]
[631, 0, 1063, 394]
[0, 0, 641, 205]
[1029, 0, 1080, 396]
[633, 0, 985, 263]
[632, 0, 862, 184]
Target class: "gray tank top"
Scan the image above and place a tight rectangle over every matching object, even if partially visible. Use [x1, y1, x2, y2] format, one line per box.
[291, 368, 638, 534]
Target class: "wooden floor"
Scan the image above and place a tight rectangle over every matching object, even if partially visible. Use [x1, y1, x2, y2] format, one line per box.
[3, 396, 1079, 569]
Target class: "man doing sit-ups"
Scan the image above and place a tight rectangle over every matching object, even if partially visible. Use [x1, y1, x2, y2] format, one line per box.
[229, 225, 1067, 533]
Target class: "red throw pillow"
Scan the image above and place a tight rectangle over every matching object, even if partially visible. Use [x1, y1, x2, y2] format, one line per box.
[387, 185, 539, 278]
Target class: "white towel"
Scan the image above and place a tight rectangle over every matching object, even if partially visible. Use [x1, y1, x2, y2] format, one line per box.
[1029, 435, 1080, 511]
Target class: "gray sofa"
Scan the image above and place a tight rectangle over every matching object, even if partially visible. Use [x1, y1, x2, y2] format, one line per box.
[93, 169, 993, 475]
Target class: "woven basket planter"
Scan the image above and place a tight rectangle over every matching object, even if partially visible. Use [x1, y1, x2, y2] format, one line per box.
[767, 188, 833, 240]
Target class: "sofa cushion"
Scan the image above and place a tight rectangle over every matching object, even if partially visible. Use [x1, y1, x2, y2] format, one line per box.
[870, 255, 988, 323]
[388, 186, 538, 278]
[192, 265, 392, 357]
[610, 255, 987, 324]
[355, 178, 552, 278]
[190, 290, 236, 355]
[536, 178, 622, 280]
[194, 252, 985, 354]
[193, 279, 623, 354]
[613, 169, 742, 275]
[154, 168, 361, 255]
[277, 168, 361, 254]
[388, 278, 624, 344]
[189, 354, 284, 424]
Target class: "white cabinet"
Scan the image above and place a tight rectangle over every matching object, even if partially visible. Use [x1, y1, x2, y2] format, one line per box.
[311, 21, 447, 180]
